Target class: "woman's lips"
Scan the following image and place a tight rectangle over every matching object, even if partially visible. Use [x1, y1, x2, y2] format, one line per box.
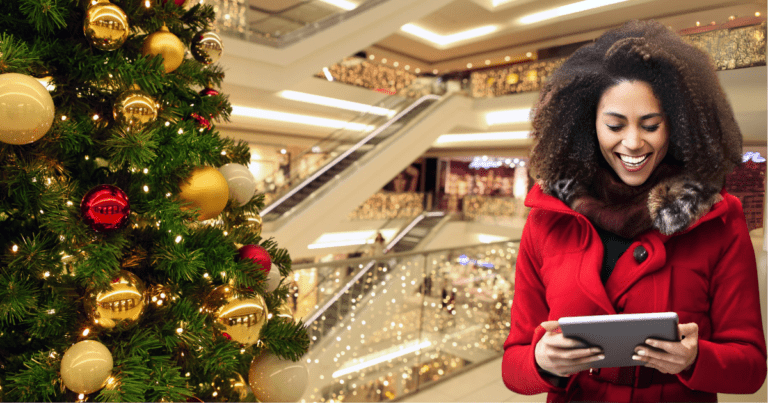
[616, 153, 651, 172]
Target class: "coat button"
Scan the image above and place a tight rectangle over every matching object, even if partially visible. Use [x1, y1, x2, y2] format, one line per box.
[633, 245, 648, 263]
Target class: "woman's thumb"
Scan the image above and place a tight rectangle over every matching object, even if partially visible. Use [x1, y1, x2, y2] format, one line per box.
[541, 320, 561, 332]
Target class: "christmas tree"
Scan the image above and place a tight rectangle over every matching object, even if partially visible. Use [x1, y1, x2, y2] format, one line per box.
[0, 1, 309, 401]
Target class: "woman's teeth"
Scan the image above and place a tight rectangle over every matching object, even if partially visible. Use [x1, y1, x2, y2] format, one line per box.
[618, 153, 649, 167]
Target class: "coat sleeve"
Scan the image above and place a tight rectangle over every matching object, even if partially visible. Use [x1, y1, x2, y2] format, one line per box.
[676, 197, 767, 393]
[501, 213, 567, 395]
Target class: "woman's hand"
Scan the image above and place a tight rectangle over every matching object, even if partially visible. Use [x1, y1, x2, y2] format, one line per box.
[535, 321, 605, 377]
[633, 322, 698, 374]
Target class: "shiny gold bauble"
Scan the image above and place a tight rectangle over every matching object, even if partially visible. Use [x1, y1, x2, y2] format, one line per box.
[141, 25, 185, 74]
[0, 73, 55, 145]
[204, 285, 268, 347]
[85, 270, 147, 329]
[191, 31, 223, 65]
[113, 86, 158, 130]
[61, 340, 113, 394]
[83, 0, 129, 51]
[178, 166, 229, 221]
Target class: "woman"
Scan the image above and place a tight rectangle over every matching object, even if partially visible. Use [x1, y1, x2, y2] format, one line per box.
[501, 20, 766, 402]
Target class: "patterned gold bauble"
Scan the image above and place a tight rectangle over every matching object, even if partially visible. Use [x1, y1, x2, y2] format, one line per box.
[204, 285, 267, 347]
[178, 166, 229, 221]
[191, 31, 223, 65]
[247, 212, 262, 237]
[141, 25, 185, 73]
[113, 86, 158, 130]
[85, 270, 147, 329]
[83, 0, 129, 51]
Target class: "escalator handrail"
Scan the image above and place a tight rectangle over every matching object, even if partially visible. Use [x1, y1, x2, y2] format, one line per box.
[261, 94, 441, 216]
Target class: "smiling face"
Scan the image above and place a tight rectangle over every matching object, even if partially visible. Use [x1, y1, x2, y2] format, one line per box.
[596, 80, 670, 186]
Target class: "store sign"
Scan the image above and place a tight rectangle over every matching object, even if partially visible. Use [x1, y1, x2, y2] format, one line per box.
[469, 156, 525, 170]
[743, 152, 766, 163]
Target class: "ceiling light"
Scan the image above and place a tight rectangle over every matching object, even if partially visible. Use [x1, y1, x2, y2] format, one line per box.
[279, 91, 394, 116]
[519, 0, 631, 24]
[318, 0, 356, 10]
[486, 108, 531, 125]
[434, 131, 530, 145]
[401, 24, 498, 46]
[231, 106, 375, 131]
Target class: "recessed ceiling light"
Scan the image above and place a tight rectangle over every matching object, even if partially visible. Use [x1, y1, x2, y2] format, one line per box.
[231, 106, 375, 131]
[486, 108, 531, 125]
[519, 0, 631, 25]
[318, 0, 356, 11]
[279, 91, 394, 116]
[467, 63, 473, 68]
[504, 56, 511, 61]
[401, 24, 498, 46]
[434, 131, 531, 145]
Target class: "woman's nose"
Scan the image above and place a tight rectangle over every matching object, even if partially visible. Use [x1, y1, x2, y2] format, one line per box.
[621, 129, 644, 150]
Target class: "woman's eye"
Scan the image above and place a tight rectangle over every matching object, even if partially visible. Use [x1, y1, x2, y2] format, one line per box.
[642, 125, 660, 132]
[606, 125, 623, 132]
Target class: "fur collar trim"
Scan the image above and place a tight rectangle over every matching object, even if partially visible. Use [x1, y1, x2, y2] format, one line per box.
[544, 174, 721, 236]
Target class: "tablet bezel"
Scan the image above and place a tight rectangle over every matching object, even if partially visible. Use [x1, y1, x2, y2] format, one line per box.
[558, 312, 679, 368]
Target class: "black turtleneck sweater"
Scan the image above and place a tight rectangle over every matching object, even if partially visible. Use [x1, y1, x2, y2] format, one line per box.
[594, 225, 633, 284]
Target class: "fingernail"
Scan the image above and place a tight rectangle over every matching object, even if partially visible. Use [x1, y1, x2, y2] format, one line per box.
[637, 349, 646, 356]
[596, 355, 605, 360]
[591, 348, 602, 354]
[632, 355, 641, 361]
[645, 339, 654, 345]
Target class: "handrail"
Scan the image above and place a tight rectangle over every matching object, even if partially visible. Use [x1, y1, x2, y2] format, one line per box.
[260, 95, 439, 217]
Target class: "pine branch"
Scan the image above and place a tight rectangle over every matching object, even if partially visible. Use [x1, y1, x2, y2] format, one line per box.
[4, 350, 65, 402]
[17, 0, 71, 35]
[260, 318, 310, 362]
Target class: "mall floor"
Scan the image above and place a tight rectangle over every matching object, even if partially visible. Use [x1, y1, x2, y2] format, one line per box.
[397, 356, 544, 402]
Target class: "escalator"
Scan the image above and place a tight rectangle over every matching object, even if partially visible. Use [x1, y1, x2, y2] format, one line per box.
[260, 93, 472, 257]
[261, 95, 439, 221]
[386, 212, 449, 253]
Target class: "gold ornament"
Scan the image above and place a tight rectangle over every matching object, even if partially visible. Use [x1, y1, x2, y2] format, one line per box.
[246, 212, 262, 237]
[141, 25, 185, 73]
[248, 353, 308, 402]
[0, 73, 55, 145]
[191, 31, 223, 65]
[212, 372, 251, 401]
[85, 270, 147, 329]
[113, 86, 158, 130]
[61, 340, 113, 394]
[83, 0, 129, 51]
[204, 285, 267, 347]
[178, 166, 229, 221]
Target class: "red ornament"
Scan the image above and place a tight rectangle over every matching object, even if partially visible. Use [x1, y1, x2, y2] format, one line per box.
[163, 0, 187, 6]
[199, 87, 220, 97]
[238, 245, 271, 274]
[190, 112, 212, 130]
[80, 185, 130, 232]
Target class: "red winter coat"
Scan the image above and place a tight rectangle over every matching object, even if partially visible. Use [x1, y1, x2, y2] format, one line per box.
[502, 184, 766, 402]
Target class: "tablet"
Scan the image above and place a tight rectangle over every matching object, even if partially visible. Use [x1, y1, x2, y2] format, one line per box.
[558, 312, 679, 368]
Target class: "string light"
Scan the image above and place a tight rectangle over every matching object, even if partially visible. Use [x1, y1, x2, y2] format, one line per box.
[92, 114, 99, 120]
[11, 245, 18, 252]
[61, 115, 67, 121]
[82, 328, 90, 336]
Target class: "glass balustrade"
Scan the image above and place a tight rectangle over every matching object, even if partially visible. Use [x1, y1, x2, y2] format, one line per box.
[288, 240, 518, 402]
[201, 0, 389, 48]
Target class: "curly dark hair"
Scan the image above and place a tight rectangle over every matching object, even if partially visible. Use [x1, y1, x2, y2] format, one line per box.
[529, 19, 742, 191]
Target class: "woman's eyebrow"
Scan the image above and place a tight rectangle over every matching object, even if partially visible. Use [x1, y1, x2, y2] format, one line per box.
[602, 112, 663, 120]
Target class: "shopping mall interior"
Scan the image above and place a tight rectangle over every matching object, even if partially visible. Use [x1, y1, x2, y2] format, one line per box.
[208, 0, 767, 401]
